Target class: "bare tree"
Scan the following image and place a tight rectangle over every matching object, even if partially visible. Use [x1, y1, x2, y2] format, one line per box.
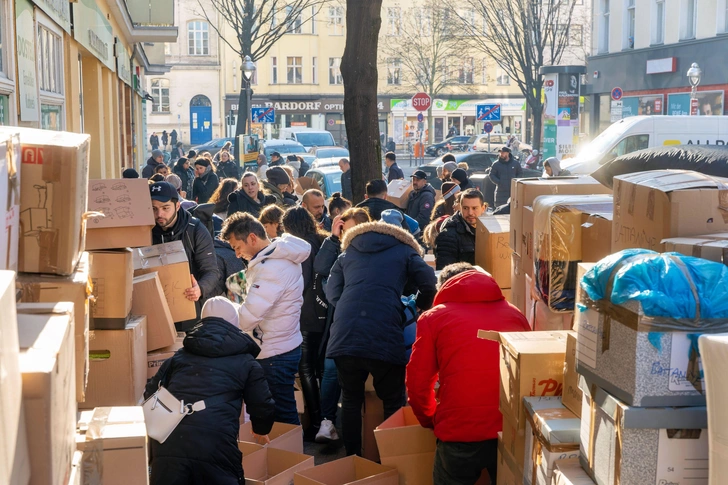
[453, 0, 578, 150]
[196, 0, 327, 160]
[341, 0, 383, 203]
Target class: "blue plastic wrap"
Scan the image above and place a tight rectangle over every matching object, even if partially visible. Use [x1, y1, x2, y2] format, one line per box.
[581, 249, 728, 319]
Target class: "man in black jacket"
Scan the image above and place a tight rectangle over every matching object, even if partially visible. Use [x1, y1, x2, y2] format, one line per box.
[302, 189, 333, 232]
[339, 158, 353, 201]
[150, 181, 221, 330]
[406, 170, 436, 232]
[356, 180, 408, 225]
[143, 150, 165, 178]
[385, 152, 404, 182]
[434, 189, 486, 270]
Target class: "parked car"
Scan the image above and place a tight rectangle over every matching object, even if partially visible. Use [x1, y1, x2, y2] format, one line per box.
[191, 137, 235, 157]
[424, 136, 472, 156]
[279, 128, 336, 150]
[467, 134, 532, 154]
[310, 147, 350, 169]
[302, 166, 342, 199]
[418, 152, 500, 189]
[261, 140, 315, 165]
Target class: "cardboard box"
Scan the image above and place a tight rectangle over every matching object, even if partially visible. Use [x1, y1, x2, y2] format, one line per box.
[82, 316, 147, 409]
[17, 252, 92, 402]
[510, 177, 611, 270]
[579, 380, 708, 485]
[133, 242, 197, 324]
[0, 271, 30, 485]
[0, 130, 21, 271]
[475, 215, 511, 288]
[17, 302, 77, 485]
[698, 334, 728, 484]
[497, 431, 524, 485]
[296, 176, 318, 195]
[374, 406, 436, 485]
[239, 421, 304, 454]
[562, 333, 582, 418]
[387, 180, 412, 209]
[424, 253, 436, 269]
[525, 288, 573, 332]
[522, 206, 535, 278]
[663, 236, 728, 264]
[238, 442, 314, 485]
[363, 391, 384, 462]
[89, 249, 133, 329]
[76, 406, 149, 485]
[510, 252, 526, 314]
[146, 329, 184, 379]
[293, 455, 399, 485]
[523, 397, 580, 485]
[132, 272, 176, 351]
[612, 170, 728, 252]
[12, 127, 90, 275]
[551, 458, 595, 485]
[85, 179, 154, 250]
[500, 412, 526, 474]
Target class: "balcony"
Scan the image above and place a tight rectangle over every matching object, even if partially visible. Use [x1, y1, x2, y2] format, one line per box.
[105, 0, 178, 44]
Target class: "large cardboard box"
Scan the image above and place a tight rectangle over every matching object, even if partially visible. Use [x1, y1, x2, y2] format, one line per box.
[89, 249, 133, 329]
[510, 252, 526, 314]
[373, 406, 436, 485]
[17, 303, 77, 485]
[294, 455, 399, 485]
[133, 242, 197, 324]
[525, 287, 573, 332]
[82, 316, 147, 409]
[475, 215, 511, 288]
[363, 391, 384, 462]
[12, 127, 90, 275]
[76, 406, 149, 485]
[562, 332, 582, 418]
[17, 252, 92, 402]
[579, 380, 708, 485]
[551, 458, 595, 485]
[0, 272, 30, 485]
[612, 170, 728, 252]
[147, 348, 176, 380]
[522, 206, 535, 278]
[387, 180, 412, 209]
[132, 272, 176, 351]
[698, 334, 728, 484]
[85, 179, 154, 250]
[500, 412, 526, 474]
[0, 130, 21, 271]
[662, 236, 728, 264]
[238, 442, 314, 485]
[239, 421, 304, 454]
[497, 432, 524, 485]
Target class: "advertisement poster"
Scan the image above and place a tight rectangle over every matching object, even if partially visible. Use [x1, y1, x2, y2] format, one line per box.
[621, 95, 663, 118]
[240, 134, 260, 167]
[541, 73, 558, 159]
[556, 73, 580, 158]
[667, 91, 724, 116]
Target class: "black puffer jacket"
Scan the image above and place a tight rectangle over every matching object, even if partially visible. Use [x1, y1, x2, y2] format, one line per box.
[193, 171, 220, 204]
[406, 184, 437, 232]
[152, 209, 221, 329]
[434, 212, 476, 270]
[300, 233, 328, 333]
[217, 160, 241, 181]
[145, 318, 275, 485]
[357, 197, 405, 223]
[313, 235, 341, 277]
[227, 190, 273, 219]
[143, 157, 161, 179]
[214, 239, 243, 297]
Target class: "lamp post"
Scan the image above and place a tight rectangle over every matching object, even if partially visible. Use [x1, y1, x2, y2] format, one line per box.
[233, 55, 256, 162]
[687, 62, 702, 116]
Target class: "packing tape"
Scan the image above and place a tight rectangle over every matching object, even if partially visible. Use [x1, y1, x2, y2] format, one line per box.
[614, 404, 624, 485]
[19, 283, 41, 303]
[587, 382, 598, 470]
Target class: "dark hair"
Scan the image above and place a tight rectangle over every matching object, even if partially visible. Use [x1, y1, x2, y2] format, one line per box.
[221, 212, 267, 242]
[209, 178, 239, 214]
[187, 150, 197, 158]
[385, 151, 396, 162]
[328, 192, 351, 216]
[430, 198, 454, 221]
[149, 174, 165, 182]
[340, 207, 371, 226]
[282, 206, 323, 239]
[194, 158, 216, 173]
[366, 179, 388, 197]
[259, 205, 284, 226]
[154, 164, 168, 174]
[174, 157, 188, 171]
[437, 262, 474, 289]
[442, 153, 456, 163]
[460, 188, 485, 205]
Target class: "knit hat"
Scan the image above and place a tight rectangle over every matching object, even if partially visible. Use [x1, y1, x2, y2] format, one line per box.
[165, 173, 182, 190]
[201, 297, 240, 328]
[443, 161, 458, 173]
[451, 168, 468, 185]
[152, 149, 164, 159]
[441, 182, 460, 200]
[380, 209, 404, 227]
[266, 166, 291, 186]
[122, 168, 139, 179]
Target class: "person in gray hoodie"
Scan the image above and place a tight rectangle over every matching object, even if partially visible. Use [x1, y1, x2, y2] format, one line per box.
[543, 157, 570, 177]
[488, 146, 522, 207]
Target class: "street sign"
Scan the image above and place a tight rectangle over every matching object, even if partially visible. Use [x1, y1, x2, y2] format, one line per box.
[411, 92, 432, 112]
[611, 87, 623, 101]
[251, 107, 275, 123]
[483, 122, 494, 133]
[476, 104, 501, 122]
[610, 100, 623, 122]
[691, 97, 699, 116]
[417, 112, 424, 122]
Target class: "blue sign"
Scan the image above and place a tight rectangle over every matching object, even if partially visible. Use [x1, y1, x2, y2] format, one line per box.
[251, 107, 275, 123]
[483, 122, 494, 133]
[476, 104, 501, 122]
[417, 113, 424, 122]
[611, 87, 623, 101]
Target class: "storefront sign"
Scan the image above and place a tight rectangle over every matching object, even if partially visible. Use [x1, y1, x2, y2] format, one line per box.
[31, 0, 71, 33]
[621, 95, 663, 118]
[225, 97, 390, 115]
[667, 91, 724, 116]
[392, 98, 526, 113]
[646, 57, 677, 75]
[72, 0, 115, 71]
[116, 39, 133, 87]
[16, 0, 39, 122]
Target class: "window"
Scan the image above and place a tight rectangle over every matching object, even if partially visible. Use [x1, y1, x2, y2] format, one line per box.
[458, 9, 475, 34]
[610, 134, 649, 160]
[37, 23, 63, 95]
[286, 6, 302, 34]
[481, 58, 488, 85]
[458, 58, 474, 84]
[496, 68, 510, 85]
[387, 8, 401, 36]
[150, 79, 170, 113]
[726, 1, 728, 33]
[328, 6, 344, 35]
[599, 0, 610, 53]
[187, 21, 209, 56]
[329, 57, 343, 84]
[287, 56, 303, 84]
[417, 8, 432, 35]
[653, 0, 665, 44]
[624, 0, 635, 49]
[387, 58, 401, 85]
[0, 2, 3, 76]
[311, 6, 317, 34]
[569, 25, 583, 46]
[271, 57, 278, 84]
[250, 61, 258, 85]
[312, 57, 318, 84]
[681, 0, 697, 40]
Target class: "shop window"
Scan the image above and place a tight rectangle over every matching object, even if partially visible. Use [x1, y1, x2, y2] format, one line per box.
[329, 57, 342, 85]
[387, 7, 401, 36]
[287, 56, 303, 84]
[188, 21, 210, 56]
[387, 58, 401, 85]
[37, 23, 63, 95]
[151, 79, 170, 113]
[328, 6, 344, 35]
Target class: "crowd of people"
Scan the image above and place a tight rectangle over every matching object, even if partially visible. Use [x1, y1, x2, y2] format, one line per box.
[130, 141, 534, 485]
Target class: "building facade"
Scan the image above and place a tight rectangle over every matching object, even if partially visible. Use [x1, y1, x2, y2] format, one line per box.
[586, 0, 728, 134]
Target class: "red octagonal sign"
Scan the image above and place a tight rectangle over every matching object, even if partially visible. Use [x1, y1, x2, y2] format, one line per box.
[411, 92, 432, 112]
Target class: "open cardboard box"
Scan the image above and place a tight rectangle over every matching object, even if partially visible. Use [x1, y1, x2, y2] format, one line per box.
[294, 455, 398, 485]
[387, 180, 412, 209]
[132, 272, 176, 351]
[239, 421, 303, 454]
[89, 249, 133, 329]
[238, 442, 313, 485]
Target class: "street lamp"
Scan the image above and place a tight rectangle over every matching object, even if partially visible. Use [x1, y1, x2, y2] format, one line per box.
[242, 56, 256, 135]
[233, 55, 256, 162]
[687, 62, 702, 115]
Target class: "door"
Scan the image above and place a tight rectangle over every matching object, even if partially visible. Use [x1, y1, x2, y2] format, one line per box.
[190, 95, 213, 145]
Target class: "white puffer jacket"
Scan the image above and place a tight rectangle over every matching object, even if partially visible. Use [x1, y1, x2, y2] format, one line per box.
[237, 233, 311, 359]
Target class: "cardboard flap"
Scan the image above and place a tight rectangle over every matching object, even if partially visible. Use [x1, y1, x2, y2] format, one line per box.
[477, 330, 502, 343]
[616, 170, 728, 192]
[297, 177, 318, 192]
[293, 455, 398, 484]
[133, 241, 188, 270]
[87, 179, 154, 229]
[500, 331, 569, 358]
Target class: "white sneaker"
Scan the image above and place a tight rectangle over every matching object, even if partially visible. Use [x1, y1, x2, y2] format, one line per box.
[315, 419, 339, 443]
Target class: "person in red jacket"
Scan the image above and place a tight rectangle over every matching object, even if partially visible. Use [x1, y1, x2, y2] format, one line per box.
[406, 263, 530, 485]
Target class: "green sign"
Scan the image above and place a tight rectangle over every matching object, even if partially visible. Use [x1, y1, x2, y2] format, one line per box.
[16, 0, 39, 122]
[72, 0, 115, 71]
[542, 123, 557, 159]
[31, 0, 71, 33]
[41, 104, 63, 130]
[0, 95, 8, 125]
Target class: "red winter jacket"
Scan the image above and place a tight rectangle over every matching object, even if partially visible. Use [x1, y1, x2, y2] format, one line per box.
[406, 270, 530, 442]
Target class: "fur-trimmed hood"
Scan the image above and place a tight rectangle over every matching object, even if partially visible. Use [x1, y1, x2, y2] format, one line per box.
[341, 221, 424, 257]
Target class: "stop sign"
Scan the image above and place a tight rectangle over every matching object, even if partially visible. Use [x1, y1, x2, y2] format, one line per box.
[411, 92, 432, 112]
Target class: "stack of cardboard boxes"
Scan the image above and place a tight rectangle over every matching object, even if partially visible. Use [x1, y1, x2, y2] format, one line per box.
[475, 215, 512, 300]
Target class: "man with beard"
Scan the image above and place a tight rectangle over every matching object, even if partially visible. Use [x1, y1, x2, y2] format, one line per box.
[434, 189, 486, 270]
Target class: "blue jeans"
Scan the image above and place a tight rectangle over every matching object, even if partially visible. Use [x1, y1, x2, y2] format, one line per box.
[320, 358, 340, 421]
[258, 346, 301, 425]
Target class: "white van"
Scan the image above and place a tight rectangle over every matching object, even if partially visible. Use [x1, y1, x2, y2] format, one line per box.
[563, 116, 728, 174]
[279, 128, 336, 151]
